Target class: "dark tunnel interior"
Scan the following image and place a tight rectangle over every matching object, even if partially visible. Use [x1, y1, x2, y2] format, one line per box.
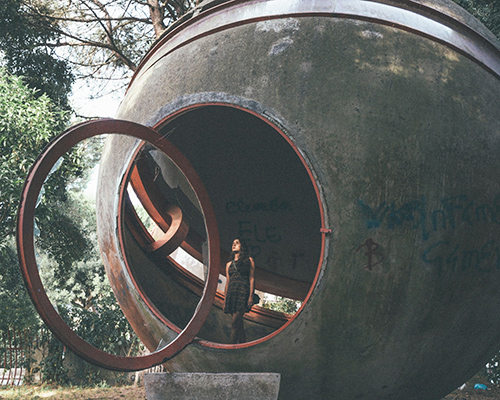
[122, 105, 323, 344]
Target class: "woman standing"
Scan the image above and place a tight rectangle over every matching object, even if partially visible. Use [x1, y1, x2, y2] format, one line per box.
[223, 238, 256, 344]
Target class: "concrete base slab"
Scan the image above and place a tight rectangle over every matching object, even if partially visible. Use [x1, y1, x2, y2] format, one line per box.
[144, 372, 281, 400]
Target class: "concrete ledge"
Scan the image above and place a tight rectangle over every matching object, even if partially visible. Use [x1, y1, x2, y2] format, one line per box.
[144, 372, 281, 400]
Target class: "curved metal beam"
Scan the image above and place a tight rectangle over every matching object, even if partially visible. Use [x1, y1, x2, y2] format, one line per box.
[16, 119, 220, 371]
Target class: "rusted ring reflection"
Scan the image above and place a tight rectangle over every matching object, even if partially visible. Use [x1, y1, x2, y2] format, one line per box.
[16, 119, 219, 371]
[146, 204, 189, 255]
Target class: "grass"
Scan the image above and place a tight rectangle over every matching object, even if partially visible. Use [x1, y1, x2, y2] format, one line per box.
[0, 384, 145, 399]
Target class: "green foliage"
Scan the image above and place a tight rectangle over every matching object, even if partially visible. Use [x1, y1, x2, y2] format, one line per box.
[0, 0, 197, 105]
[35, 194, 91, 288]
[35, 139, 107, 309]
[36, 190, 109, 311]
[34, 191, 141, 385]
[453, 0, 500, 38]
[0, 0, 74, 109]
[0, 66, 74, 385]
[63, 296, 141, 357]
[0, 68, 68, 245]
[0, 68, 69, 361]
[0, 69, 136, 386]
[5, 190, 141, 386]
[0, 241, 40, 332]
[37, 295, 140, 386]
[39, 331, 69, 385]
[261, 296, 301, 315]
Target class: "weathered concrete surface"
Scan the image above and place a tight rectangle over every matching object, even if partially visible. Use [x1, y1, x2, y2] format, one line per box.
[144, 373, 280, 400]
[97, 1, 500, 399]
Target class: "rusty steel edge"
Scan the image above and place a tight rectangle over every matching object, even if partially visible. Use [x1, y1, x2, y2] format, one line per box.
[16, 119, 219, 371]
[128, 0, 500, 92]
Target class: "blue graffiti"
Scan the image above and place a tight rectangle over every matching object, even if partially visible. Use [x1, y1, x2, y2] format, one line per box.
[422, 240, 500, 275]
[359, 193, 500, 241]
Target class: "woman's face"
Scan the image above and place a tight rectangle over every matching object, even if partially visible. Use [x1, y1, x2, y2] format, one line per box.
[232, 239, 241, 253]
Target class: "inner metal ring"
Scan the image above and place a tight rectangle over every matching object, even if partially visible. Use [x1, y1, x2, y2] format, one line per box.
[16, 118, 220, 371]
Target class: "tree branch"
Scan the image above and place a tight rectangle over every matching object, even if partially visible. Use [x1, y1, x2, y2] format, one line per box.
[19, 0, 198, 78]
[29, 13, 152, 25]
[81, 0, 114, 47]
[36, 16, 138, 71]
[147, 0, 167, 38]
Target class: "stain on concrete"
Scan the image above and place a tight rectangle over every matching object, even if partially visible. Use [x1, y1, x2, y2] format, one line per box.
[256, 18, 299, 33]
[269, 37, 293, 56]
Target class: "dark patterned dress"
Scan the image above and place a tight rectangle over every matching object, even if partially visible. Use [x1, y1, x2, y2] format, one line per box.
[224, 258, 251, 314]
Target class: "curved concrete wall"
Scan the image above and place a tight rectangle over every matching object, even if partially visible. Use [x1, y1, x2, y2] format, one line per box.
[97, 1, 500, 398]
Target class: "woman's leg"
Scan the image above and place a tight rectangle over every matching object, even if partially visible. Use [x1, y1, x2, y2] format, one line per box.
[237, 311, 246, 343]
[230, 311, 246, 344]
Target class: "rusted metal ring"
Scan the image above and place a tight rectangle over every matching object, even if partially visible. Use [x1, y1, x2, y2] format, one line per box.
[145, 204, 189, 255]
[16, 118, 220, 371]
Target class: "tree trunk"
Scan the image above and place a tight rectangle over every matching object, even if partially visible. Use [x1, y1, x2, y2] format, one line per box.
[148, 0, 167, 38]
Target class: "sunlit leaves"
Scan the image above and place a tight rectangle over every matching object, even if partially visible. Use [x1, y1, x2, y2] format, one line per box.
[0, 68, 68, 243]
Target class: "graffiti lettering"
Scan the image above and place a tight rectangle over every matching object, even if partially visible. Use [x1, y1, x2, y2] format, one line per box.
[422, 240, 500, 275]
[359, 193, 500, 241]
[237, 220, 283, 244]
[355, 238, 385, 270]
[226, 197, 291, 214]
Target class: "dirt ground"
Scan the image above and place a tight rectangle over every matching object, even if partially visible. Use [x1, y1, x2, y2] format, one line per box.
[1, 382, 500, 399]
[0, 385, 146, 400]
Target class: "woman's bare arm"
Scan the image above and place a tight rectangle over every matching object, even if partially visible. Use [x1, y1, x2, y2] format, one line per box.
[224, 261, 231, 302]
[248, 257, 255, 308]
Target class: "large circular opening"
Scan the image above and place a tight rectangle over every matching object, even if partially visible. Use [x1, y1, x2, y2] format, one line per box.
[17, 120, 219, 370]
[122, 105, 324, 346]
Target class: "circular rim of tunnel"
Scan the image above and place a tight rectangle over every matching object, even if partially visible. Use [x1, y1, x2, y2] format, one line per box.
[16, 119, 220, 371]
[117, 102, 328, 350]
[129, 0, 500, 91]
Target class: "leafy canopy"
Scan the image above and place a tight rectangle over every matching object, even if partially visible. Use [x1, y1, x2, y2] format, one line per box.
[0, 69, 139, 382]
[0, 0, 74, 109]
[0, 68, 69, 246]
[1, 0, 498, 118]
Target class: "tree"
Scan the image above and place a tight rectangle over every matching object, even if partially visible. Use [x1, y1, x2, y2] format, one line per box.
[0, 68, 69, 247]
[0, 241, 40, 332]
[18, 0, 196, 95]
[35, 189, 141, 385]
[0, 0, 74, 109]
[0, 69, 139, 383]
[0, 69, 66, 381]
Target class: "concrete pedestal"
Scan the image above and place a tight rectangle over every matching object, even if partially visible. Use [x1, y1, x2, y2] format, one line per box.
[144, 372, 281, 400]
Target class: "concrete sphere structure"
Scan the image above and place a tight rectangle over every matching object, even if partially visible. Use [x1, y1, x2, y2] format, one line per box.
[95, 1, 500, 399]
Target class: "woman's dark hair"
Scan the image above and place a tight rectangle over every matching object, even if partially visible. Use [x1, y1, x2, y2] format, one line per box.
[231, 238, 250, 260]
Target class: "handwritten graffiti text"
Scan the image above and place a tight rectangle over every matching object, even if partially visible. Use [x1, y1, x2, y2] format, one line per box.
[422, 240, 500, 275]
[359, 193, 500, 241]
[226, 197, 291, 214]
